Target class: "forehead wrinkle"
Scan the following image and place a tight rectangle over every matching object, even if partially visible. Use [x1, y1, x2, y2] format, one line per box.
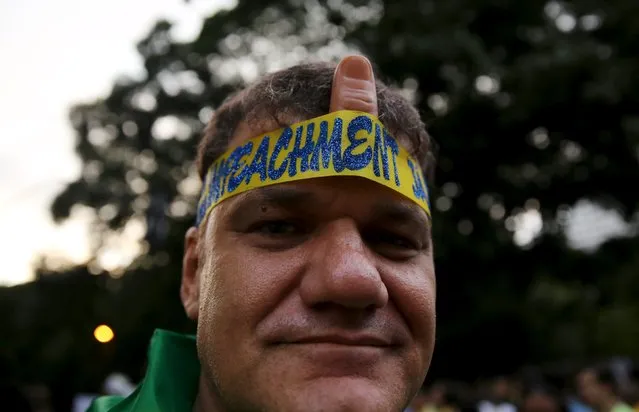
[254, 184, 322, 209]
[239, 179, 428, 222]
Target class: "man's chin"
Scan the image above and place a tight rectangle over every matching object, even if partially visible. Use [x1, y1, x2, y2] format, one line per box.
[282, 376, 404, 412]
[251, 345, 416, 411]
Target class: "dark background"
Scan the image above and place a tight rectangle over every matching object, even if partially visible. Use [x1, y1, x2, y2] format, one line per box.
[2, 0, 638, 410]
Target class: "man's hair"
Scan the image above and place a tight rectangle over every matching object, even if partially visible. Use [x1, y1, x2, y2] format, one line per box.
[196, 61, 436, 183]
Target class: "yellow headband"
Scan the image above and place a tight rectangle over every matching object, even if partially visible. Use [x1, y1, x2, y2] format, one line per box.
[196, 110, 430, 225]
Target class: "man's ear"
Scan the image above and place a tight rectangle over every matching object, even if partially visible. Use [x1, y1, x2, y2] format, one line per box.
[181, 226, 200, 320]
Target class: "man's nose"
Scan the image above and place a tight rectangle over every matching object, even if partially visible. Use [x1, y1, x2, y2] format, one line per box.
[299, 219, 388, 310]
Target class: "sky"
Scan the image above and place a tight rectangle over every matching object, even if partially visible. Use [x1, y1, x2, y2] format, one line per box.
[0, 0, 234, 285]
[0, 0, 631, 286]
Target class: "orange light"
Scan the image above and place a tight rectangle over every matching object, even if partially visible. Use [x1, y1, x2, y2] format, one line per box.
[94, 324, 114, 343]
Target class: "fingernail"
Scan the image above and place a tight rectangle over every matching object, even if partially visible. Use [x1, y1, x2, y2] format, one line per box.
[341, 55, 373, 80]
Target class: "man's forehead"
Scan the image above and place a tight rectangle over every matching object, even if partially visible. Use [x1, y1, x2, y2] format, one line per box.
[221, 179, 430, 226]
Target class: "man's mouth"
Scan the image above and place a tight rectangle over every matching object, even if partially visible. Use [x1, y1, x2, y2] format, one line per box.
[285, 333, 393, 347]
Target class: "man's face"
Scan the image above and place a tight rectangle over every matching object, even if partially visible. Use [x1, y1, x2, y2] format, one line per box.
[182, 56, 436, 412]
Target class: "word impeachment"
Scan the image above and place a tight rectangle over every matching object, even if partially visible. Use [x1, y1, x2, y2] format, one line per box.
[196, 110, 430, 226]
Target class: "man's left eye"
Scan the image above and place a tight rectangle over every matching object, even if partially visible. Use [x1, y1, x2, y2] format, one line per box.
[253, 220, 301, 236]
[381, 234, 417, 249]
[384, 235, 416, 249]
[366, 230, 419, 251]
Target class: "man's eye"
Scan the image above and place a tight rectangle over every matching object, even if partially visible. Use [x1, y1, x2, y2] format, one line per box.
[379, 234, 416, 249]
[252, 220, 300, 235]
[366, 231, 419, 251]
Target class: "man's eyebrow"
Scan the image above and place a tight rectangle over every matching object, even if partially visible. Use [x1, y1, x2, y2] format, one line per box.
[251, 185, 325, 209]
[227, 185, 325, 221]
[227, 185, 431, 237]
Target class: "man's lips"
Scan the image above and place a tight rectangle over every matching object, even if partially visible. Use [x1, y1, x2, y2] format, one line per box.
[279, 333, 393, 347]
[258, 314, 411, 349]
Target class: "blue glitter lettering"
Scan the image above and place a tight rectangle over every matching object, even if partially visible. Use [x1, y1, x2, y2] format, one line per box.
[287, 124, 315, 177]
[372, 123, 390, 180]
[196, 197, 207, 224]
[210, 157, 230, 203]
[384, 129, 400, 186]
[419, 167, 431, 208]
[310, 118, 344, 172]
[344, 115, 373, 171]
[301, 122, 315, 172]
[196, 174, 211, 224]
[227, 142, 254, 193]
[267, 128, 292, 180]
[408, 159, 427, 202]
[246, 136, 270, 184]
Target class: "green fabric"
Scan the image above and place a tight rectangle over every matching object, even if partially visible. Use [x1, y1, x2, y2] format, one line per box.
[87, 329, 200, 412]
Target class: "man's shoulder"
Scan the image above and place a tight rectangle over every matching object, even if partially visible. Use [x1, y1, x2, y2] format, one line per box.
[85, 329, 200, 412]
[86, 394, 129, 412]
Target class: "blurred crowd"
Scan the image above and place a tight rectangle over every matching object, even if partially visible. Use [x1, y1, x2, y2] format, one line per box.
[407, 363, 639, 412]
[1, 372, 136, 412]
[3, 359, 639, 412]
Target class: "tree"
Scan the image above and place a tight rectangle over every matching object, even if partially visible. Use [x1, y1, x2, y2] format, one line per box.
[18, 0, 639, 390]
